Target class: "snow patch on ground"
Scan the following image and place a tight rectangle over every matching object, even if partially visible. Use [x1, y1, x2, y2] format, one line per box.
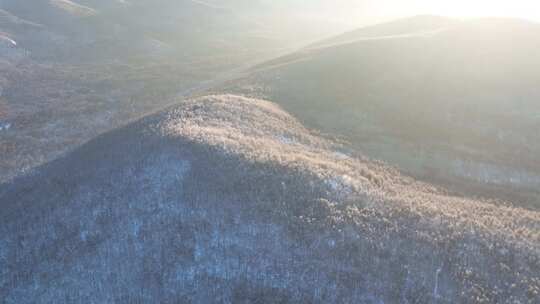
[332, 151, 350, 160]
[0, 36, 16, 47]
[0, 122, 11, 131]
[276, 135, 295, 145]
[326, 174, 354, 198]
[50, 0, 97, 17]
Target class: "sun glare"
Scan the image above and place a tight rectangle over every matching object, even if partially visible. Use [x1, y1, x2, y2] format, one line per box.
[337, 1, 540, 28]
[423, 0, 540, 21]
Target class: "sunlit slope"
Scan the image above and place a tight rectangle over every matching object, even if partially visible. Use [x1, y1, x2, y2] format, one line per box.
[226, 16, 540, 209]
[1, 95, 538, 303]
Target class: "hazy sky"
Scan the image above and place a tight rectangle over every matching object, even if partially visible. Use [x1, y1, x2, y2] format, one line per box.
[307, 0, 540, 26]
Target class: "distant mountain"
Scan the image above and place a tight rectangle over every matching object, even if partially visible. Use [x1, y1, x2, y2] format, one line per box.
[224, 16, 540, 209]
[1, 95, 538, 303]
[311, 15, 457, 47]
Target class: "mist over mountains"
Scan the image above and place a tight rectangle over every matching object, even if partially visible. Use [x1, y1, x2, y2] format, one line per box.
[225, 16, 540, 210]
[1, 2, 540, 303]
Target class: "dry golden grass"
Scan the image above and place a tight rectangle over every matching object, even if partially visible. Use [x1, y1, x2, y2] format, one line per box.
[156, 94, 540, 301]
[161, 94, 540, 254]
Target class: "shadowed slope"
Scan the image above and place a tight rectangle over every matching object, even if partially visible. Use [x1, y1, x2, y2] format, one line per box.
[1, 95, 539, 303]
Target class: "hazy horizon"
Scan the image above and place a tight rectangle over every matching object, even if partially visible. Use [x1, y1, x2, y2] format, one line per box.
[275, 0, 540, 29]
